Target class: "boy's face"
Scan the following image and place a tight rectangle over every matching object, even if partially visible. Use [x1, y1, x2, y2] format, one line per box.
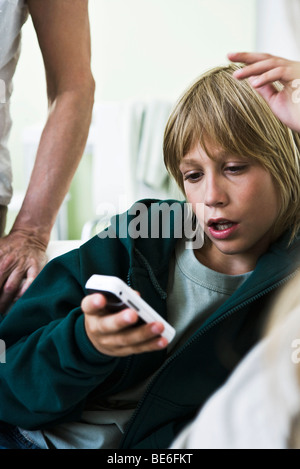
[179, 142, 280, 274]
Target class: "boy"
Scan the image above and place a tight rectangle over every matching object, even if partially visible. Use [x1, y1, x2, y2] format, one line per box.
[169, 52, 300, 450]
[0, 52, 300, 449]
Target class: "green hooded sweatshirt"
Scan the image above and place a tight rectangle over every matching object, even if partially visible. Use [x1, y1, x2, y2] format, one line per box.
[0, 199, 299, 449]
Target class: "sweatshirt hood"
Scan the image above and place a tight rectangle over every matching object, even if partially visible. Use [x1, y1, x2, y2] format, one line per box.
[105, 199, 188, 295]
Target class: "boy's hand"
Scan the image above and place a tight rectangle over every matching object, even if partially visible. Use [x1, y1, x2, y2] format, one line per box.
[228, 52, 300, 133]
[81, 293, 168, 357]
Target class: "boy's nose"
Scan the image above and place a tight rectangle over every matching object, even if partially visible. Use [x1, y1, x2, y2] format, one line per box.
[204, 175, 228, 207]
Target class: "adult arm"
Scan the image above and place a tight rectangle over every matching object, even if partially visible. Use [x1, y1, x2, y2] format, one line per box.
[0, 0, 95, 312]
[228, 52, 300, 133]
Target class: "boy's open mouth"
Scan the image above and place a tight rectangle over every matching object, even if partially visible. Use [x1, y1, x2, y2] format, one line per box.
[211, 222, 234, 231]
[208, 219, 238, 239]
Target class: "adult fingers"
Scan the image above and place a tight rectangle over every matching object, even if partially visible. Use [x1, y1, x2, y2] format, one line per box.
[227, 51, 275, 65]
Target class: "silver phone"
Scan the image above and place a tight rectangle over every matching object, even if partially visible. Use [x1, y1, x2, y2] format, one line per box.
[85, 274, 176, 343]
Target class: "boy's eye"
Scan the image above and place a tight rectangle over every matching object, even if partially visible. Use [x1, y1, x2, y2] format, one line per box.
[184, 172, 203, 182]
[226, 165, 247, 173]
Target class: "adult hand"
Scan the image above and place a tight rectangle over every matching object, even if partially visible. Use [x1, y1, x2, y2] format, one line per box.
[0, 230, 47, 312]
[228, 52, 300, 132]
[82, 293, 168, 357]
[0, 0, 94, 314]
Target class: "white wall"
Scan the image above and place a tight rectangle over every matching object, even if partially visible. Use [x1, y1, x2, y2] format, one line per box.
[7, 0, 257, 237]
[9, 0, 256, 187]
[256, 0, 300, 60]
[89, 0, 256, 102]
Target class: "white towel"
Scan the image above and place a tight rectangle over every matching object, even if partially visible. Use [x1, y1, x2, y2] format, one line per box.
[136, 100, 172, 190]
[91, 99, 179, 219]
[92, 100, 144, 216]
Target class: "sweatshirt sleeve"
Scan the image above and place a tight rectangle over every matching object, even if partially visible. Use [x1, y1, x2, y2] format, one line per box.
[0, 249, 123, 430]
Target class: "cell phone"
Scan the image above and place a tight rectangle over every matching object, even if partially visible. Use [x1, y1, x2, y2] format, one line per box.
[85, 274, 176, 343]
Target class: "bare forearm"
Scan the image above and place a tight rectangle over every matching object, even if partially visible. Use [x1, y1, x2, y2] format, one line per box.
[0, 0, 94, 311]
[11, 81, 94, 246]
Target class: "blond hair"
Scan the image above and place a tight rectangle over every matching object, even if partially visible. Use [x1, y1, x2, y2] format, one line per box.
[163, 63, 300, 242]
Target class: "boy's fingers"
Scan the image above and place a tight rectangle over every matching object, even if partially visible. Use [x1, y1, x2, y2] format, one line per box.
[82, 291, 169, 356]
[81, 293, 107, 315]
[98, 323, 169, 357]
[99, 320, 165, 347]
[82, 293, 140, 332]
[98, 308, 139, 333]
